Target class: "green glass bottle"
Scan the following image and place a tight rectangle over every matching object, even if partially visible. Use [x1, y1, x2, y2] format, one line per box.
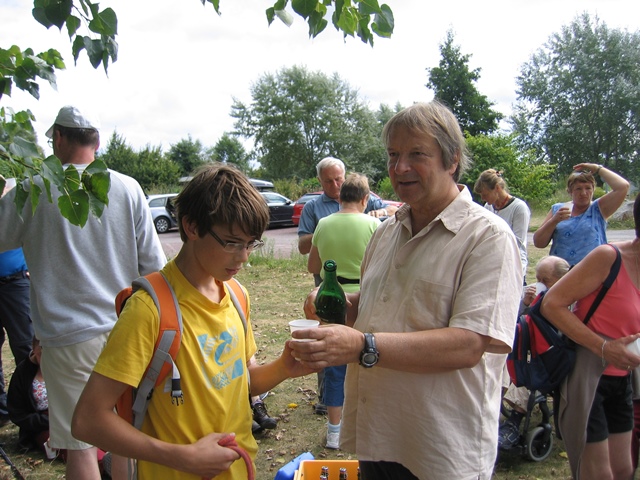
[315, 259, 347, 324]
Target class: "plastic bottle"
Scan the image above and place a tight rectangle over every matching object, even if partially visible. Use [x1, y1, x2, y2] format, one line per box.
[315, 260, 347, 324]
[339, 467, 348, 479]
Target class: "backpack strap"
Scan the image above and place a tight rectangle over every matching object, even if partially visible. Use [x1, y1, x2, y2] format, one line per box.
[127, 272, 183, 430]
[225, 277, 248, 335]
[583, 244, 622, 326]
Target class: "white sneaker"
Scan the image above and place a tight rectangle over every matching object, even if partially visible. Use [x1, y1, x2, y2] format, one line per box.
[326, 431, 340, 449]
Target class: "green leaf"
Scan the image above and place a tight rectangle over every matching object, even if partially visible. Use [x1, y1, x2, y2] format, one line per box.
[356, 15, 373, 45]
[292, 0, 317, 19]
[28, 181, 42, 216]
[72, 36, 85, 64]
[62, 164, 81, 193]
[44, 0, 73, 30]
[308, 10, 328, 38]
[358, 0, 381, 15]
[66, 15, 81, 38]
[13, 182, 29, 219]
[273, 0, 288, 10]
[8, 136, 41, 159]
[58, 189, 89, 227]
[204, 0, 221, 14]
[41, 155, 66, 190]
[83, 37, 104, 69]
[32, 6, 53, 29]
[371, 4, 394, 38]
[336, 7, 357, 36]
[266, 7, 275, 25]
[98, 8, 118, 36]
[0, 78, 11, 98]
[82, 159, 111, 205]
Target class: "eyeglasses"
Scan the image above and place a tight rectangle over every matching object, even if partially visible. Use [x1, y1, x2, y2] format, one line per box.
[208, 229, 264, 253]
[47, 138, 53, 147]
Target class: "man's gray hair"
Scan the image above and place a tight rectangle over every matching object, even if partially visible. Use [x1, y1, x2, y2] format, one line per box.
[316, 157, 346, 177]
[382, 101, 471, 182]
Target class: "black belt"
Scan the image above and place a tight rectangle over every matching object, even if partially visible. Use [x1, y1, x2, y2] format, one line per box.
[337, 276, 359, 285]
[0, 271, 27, 284]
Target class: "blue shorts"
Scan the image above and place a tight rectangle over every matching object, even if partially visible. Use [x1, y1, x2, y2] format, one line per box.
[323, 365, 346, 407]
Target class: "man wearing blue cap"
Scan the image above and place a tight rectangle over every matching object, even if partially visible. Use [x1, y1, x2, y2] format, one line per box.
[0, 106, 166, 479]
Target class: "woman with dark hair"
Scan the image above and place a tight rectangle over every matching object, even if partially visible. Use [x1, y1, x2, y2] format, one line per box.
[540, 193, 640, 480]
[533, 163, 629, 266]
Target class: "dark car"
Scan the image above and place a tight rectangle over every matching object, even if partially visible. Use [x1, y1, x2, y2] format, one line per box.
[148, 194, 178, 234]
[260, 191, 295, 228]
[291, 191, 402, 226]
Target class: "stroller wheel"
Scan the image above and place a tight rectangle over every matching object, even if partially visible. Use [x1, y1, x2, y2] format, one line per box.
[525, 425, 553, 462]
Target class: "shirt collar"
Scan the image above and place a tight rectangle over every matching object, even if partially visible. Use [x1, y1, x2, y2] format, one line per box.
[396, 185, 472, 235]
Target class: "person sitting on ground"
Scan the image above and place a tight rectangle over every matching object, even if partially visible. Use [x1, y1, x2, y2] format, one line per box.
[72, 163, 316, 480]
[7, 337, 52, 454]
[498, 255, 570, 450]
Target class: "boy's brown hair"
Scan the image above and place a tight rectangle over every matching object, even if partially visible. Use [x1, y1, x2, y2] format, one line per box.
[175, 163, 269, 241]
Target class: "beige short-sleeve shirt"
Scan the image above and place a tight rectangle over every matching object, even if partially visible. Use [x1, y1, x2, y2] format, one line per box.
[341, 186, 521, 479]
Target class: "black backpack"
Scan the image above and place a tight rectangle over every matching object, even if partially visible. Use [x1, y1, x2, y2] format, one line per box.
[507, 246, 621, 395]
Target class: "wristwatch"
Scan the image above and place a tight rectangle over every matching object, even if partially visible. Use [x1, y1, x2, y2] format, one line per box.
[359, 332, 379, 368]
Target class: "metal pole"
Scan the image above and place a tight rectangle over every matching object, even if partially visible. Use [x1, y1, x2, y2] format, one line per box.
[0, 444, 26, 480]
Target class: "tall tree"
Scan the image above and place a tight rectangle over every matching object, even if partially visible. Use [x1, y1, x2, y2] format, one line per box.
[426, 30, 503, 136]
[512, 14, 640, 181]
[167, 136, 206, 177]
[231, 66, 387, 181]
[97, 132, 180, 191]
[208, 133, 251, 173]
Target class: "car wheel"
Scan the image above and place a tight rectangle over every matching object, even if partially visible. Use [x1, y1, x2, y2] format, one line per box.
[154, 216, 170, 234]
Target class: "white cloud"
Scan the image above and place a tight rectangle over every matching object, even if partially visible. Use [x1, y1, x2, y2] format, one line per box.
[2, 0, 639, 154]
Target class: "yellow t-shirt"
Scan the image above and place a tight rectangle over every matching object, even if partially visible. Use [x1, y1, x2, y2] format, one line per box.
[94, 260, 258, 480]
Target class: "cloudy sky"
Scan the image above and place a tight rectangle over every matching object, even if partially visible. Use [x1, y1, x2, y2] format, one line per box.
[2, 0, 639, 155]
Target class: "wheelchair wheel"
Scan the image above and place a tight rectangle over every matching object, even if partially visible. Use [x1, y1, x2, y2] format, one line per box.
[525, 425, 553, 462]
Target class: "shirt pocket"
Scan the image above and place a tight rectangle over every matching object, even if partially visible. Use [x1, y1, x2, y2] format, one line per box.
[404, 279, 454, 332]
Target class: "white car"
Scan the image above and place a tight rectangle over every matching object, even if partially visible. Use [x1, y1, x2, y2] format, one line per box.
[148, 194, 178, 234]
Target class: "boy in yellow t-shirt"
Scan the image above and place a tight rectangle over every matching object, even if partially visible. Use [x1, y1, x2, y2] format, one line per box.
[72, 163, 316, 480]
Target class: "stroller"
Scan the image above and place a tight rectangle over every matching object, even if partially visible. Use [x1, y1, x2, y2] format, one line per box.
[498, 388, 554, 462]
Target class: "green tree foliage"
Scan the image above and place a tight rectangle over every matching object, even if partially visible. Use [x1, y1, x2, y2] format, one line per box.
[97, 132, 180, 191]
[512, 14, 640, 182]
[1, 1, 395, 225]
[426, 30, 503, 136]
[232, 65, 387, 182]
[460, 134, 555, 204]
[167, 136, 206, 177]
[208, 133, 251, 173]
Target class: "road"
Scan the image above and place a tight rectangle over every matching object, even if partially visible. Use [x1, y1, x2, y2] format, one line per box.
[158, 227, 636, 260]
[158, 226, 300, 259]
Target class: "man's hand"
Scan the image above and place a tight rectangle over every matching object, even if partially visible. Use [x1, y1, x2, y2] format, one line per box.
[288, 324, 363, 369]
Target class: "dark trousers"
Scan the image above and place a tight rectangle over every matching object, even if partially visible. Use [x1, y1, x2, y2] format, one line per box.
[0, 276, 34, 416]
[359, 461, 419, 480]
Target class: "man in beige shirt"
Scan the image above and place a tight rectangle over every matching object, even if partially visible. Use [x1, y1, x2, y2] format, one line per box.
[292, 102, 522, 479]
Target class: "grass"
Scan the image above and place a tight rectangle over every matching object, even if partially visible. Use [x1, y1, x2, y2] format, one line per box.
[0, 207, 634, 479]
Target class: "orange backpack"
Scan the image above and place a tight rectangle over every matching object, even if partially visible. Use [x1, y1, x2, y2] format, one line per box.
[114, 272, 248, 429]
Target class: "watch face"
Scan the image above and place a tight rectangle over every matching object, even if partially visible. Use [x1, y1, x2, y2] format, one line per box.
[363, 352, 378, 366]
